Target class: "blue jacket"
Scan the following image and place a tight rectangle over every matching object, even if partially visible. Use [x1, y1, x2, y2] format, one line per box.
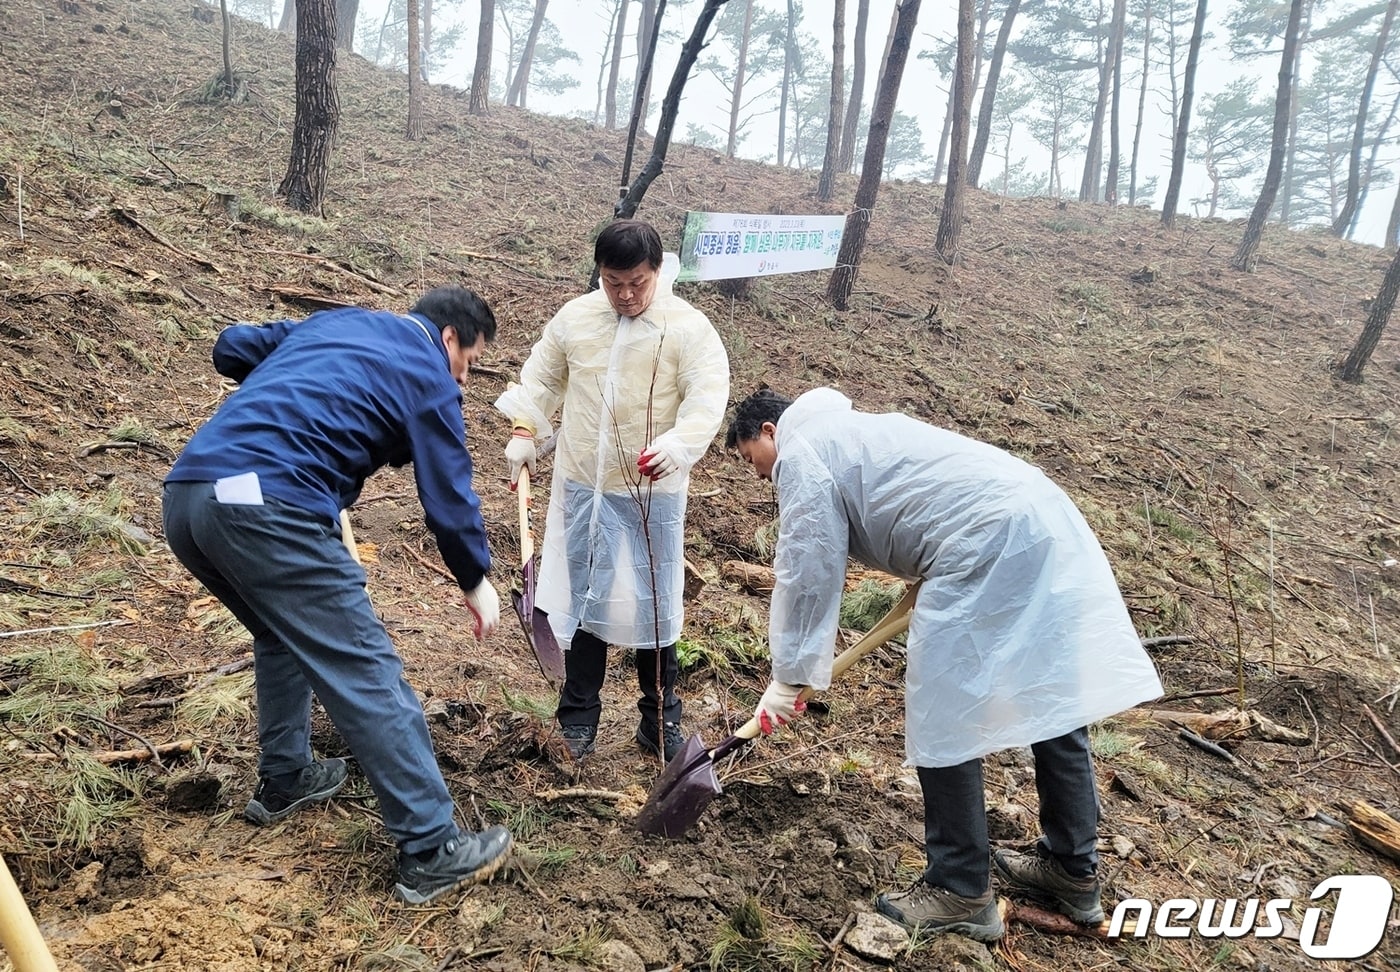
[167, 307, 491, 590]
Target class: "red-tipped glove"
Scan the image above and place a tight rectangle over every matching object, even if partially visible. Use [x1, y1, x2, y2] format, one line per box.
[463, 578, 500, 639]
[755, 681, 807, 735]
[638, 438, 683, 481]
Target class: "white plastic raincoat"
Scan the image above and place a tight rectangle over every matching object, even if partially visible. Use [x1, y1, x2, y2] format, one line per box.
[768, 388, 1162, 767]
[495, 256, 729, 649]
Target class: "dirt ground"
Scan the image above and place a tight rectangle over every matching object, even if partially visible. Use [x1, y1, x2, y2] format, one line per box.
[1, 1, 1399, 970]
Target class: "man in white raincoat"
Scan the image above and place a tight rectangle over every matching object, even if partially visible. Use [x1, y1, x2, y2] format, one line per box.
[726, 387, 1162, 941]
[496, 220, 729, 763]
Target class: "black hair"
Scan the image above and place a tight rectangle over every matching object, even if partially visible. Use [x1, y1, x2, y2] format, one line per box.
[725, 387, 794, 449]
[594, 219, 663, 271]
[410, 286, 498, 346]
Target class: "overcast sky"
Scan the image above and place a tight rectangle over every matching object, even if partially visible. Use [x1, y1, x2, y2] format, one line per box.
[335, 0, 1395, 248]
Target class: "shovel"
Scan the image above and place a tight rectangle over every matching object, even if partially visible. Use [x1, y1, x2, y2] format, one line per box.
[635, 581, 923, 838]
[511, 467, 565, 687]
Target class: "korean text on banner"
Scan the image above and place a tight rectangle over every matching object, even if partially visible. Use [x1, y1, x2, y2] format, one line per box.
[676, 211, 846, 283]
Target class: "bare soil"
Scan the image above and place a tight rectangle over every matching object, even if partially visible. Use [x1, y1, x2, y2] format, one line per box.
[1, 2, 1398, 971]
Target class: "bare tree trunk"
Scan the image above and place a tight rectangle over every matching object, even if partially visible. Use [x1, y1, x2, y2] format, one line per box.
[1160, 0, 1206, 228]
[936, 0, 974, 260]
[1280, 0, 1312, 226]
[278, 0, 295, 31]
[507, 0, 549, 108]
[1128, 0, 1151, 206]
[1104, 0, 1127, 203]
[334, 0, 357, 52]
[635, 0, 658, 133]
[967, 0, 1021, 187]
[406, 0, 423, 138]
[1340, 246, 1400, 381]
[778, 0, 795, 163]
[1080, 0, 1124, 202]
[838, 0, 870, 172]
[423, 0, 433, 80]
[606, 0, 630, 129]
[220, 0, 235, 97]
[617, 0, 669, 213]
[817, 0, 847, 199]
[827, 0, 921, 310]
[1232, 0, 1304, 271]
[1387, 180, 1400, 250]
[934, 81, 954, 183]
[1356, 88, 1400, 238]
[1333, 0, 1398, 236]
[726, 0, 757, 158]
[279, 0, 338, 213]
[469, 0, 493, 115]
[615, 0, 727, 220]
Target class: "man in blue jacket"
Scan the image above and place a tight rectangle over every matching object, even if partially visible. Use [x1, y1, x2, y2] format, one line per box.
[163, 286, 512, 904]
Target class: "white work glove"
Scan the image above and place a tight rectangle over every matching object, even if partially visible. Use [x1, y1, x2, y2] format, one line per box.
[504, 429, 537, 490]
[755, 681, 808, 735]
[463, 578, 500, 640]
[637, 436, 684, 481]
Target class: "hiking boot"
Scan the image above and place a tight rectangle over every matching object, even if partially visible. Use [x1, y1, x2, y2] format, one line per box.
[394, 826, 513, 905]
[243, 758, 348, 825]
[560, 723, 597, 760]
[875, 881, 1005, 941]
[993, 846, 1104, 924]
[635, 719, 685, 763]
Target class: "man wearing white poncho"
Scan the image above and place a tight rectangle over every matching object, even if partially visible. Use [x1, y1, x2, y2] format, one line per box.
[497, 220, 729, 764]
[727, 387, 1162, 941]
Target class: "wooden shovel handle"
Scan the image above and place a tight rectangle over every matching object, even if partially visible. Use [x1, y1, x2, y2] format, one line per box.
[721, 580, 923, 753]
[0, 855, 59, 972]
[516, 467, 534, 564]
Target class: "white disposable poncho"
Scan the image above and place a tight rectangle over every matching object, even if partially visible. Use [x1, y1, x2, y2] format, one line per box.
[495, 256, 729, 649]
[768, 388, 1163, 767]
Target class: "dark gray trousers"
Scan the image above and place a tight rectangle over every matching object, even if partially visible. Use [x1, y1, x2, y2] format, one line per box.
[918, 727, 1100, 896]
[162, 482, 458, 855]
[555, 627, 680, 729]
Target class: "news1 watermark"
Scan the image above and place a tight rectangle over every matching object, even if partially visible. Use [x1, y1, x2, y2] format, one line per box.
[1107, 874, 1394, 959]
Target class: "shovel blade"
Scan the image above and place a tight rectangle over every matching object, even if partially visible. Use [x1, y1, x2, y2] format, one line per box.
[634, 733, 724, 838]
[511, 586, 565, 688]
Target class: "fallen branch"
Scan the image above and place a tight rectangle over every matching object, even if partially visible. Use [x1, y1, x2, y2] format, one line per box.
[1000, 898, 1117, 938]
[1179, 727, 1236, 762]
[111, 207, 223, 273]
[1141, 635, 1195, 650]
[35, 738, 194, 765]
[263, 248, 401, 296]
[537, 788, 628, 802]
[400, 543, 456, 583]
[133, 656, 255, 708]
[1347, 801, 1400, 864]
[1145, 706, 1310, 745]
[1361, 704, 1400, 761]
[0, 619, 130, 640]
[79, 713, 168, 770]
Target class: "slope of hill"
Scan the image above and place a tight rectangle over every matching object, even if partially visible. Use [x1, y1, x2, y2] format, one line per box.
[1, 2, 1398, 971]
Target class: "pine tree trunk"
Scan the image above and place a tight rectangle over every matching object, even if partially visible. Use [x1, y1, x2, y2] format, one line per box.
[1339, 246, 1400, 381]
[406, 0, 423, 138]
[1160, 0, 1206, 228]
[279, 0, 338, 213]
[614, 0, 726, 221]
[933, 81, 954, 183]
[966, 0, 1021, 188]
[827, 0, 921, 310]
[1279, 0, 1312, 226]
[605, 0, 630, 129]
[507, 0, 549, 109]
[422, 0, 432, 81]
[1232, 0, 1305, 271]
[635, 0, 658, 133]
[817, 0, 847, 199]
[1104, 0, 1127, 204]
[1333, 0, 1398, 236]
[334, 0, 357, 52]
[278, 0, 295, 31]
[1128, 1, 1151, 206]
[837, 0, 869, 173]
[469, 0, 493, 115]
[727, 0, 757, 158]
[1387, 180, 1400, 250]
[778, 0, 795, 163]
[220, 0, 235, 97]
[936, 0, 974, 259]
[1078, 3, 1110, 201]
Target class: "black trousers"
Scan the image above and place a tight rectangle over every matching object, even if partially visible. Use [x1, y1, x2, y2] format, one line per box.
[555, 627, 680, 729]
[918, 727, 1100, 897]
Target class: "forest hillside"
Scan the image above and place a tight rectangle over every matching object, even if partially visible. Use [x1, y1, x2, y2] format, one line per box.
[0, 2, 1397, 971]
